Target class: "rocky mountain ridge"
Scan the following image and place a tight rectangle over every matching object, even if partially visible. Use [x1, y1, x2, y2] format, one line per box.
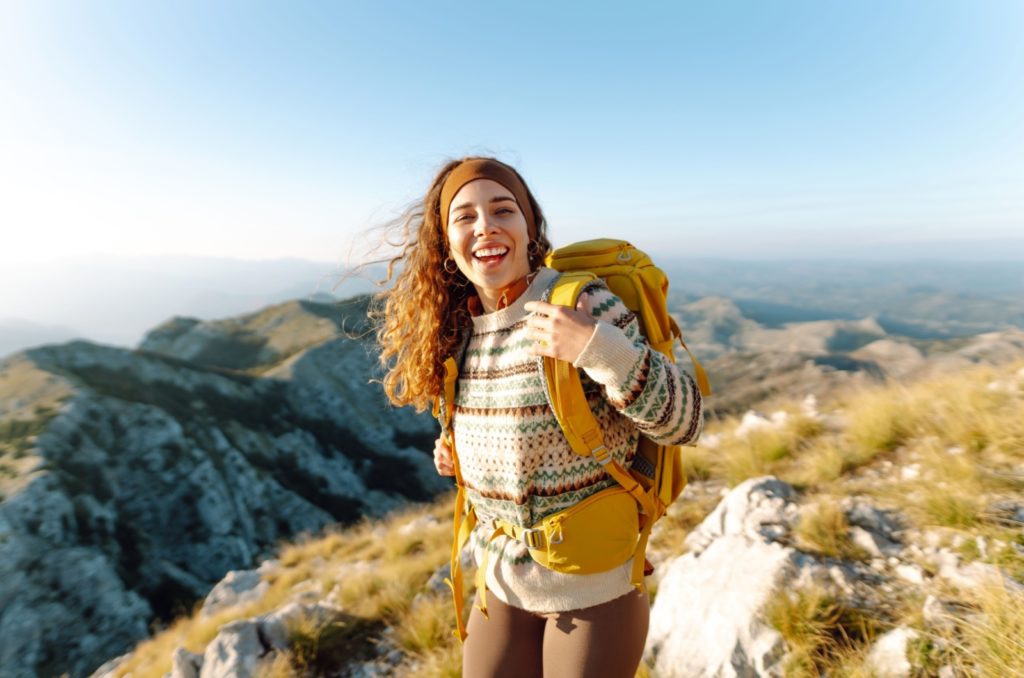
[0, 296, 442, 678]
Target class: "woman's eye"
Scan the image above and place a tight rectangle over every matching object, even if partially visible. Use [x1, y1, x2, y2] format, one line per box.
[455, 213, 472, 222]
[496, 207, 513, 215]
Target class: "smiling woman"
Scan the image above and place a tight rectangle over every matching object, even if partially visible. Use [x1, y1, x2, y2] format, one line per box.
[369, 156, 704, 678]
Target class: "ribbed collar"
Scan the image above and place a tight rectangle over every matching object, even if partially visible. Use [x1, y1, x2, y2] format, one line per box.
[470, 266, 560, 333]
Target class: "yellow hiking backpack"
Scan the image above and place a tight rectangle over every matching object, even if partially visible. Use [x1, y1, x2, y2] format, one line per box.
[433, 238, 711, 641]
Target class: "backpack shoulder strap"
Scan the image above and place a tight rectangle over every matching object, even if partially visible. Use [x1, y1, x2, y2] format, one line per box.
[543, 273, 653, 517]
[434, 352, 476, 642]
[542, 271, 598, 458]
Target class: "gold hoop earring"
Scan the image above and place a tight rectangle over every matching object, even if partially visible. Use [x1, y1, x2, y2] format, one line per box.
[443, 255, 458, 275]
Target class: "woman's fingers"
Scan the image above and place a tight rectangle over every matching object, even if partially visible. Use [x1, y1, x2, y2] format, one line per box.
[523, 296, 596, 363]
[433, 437, 455, 476]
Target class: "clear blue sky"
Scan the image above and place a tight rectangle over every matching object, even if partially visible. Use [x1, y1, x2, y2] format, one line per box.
[2, 0, 1022, 264]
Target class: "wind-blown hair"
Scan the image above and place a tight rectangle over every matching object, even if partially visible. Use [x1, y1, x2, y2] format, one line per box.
[372, 156, 551, 412]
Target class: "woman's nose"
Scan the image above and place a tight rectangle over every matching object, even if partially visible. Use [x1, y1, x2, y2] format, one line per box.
[473, 213, 499, 236]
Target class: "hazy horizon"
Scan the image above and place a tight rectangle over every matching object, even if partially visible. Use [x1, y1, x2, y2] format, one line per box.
[3, 251, 1022, 361]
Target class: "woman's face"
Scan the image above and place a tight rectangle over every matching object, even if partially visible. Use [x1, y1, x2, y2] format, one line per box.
[446, 178, 532, 311]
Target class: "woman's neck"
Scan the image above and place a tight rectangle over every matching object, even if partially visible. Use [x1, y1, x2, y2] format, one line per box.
[469, 269, 540, 316]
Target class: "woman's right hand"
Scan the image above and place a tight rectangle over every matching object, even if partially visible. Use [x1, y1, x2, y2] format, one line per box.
[433, 436, 455, 476]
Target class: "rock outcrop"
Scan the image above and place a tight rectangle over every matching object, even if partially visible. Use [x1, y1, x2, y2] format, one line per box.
[644, 476, 1023, 677]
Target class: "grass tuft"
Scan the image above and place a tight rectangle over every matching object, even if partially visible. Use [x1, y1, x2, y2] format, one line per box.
[765, 583, 882, 678]
[794, 500, 870, 561]
[928, 575, 1024, 677]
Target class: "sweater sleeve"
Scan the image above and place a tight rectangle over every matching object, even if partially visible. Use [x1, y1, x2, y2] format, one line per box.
[571, 281, 704, 446]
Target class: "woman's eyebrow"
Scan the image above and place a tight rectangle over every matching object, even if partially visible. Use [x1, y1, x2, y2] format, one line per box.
[451, 195, 516, 213]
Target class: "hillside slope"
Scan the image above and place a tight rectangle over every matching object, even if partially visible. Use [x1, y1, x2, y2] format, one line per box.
[93, 359, 1024, 678]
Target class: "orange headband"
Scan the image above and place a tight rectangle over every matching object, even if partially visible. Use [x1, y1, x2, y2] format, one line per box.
[439, 158, 537, 237]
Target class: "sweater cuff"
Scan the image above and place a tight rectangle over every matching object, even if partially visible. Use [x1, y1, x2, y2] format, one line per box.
[572, 320, 644, 387]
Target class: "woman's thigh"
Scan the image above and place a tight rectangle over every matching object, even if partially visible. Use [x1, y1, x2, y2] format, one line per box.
[541, 587, 650, 678]
[462, 593, 546, 678]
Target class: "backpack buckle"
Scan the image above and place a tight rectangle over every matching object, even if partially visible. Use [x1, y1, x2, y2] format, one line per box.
[592, 445, 611, 465]
[521, 528, 546, 549]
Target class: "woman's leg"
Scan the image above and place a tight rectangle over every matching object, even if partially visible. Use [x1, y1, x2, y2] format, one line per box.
[462, 593, 546, 678]
[541, 587, 650, 678]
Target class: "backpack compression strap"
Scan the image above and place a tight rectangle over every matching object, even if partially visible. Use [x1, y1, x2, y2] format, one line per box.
[669, 317, 712, 396]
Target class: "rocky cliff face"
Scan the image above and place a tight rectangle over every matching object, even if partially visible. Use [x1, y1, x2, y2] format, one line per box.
[0, 296, 444, 678]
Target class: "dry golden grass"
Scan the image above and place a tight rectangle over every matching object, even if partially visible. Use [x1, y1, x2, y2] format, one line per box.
[701, 360, 1024, 524]
[679, 442, 714, 481]
[764, 582, 883, 678]
[276, 610, 376, 675]
[793, 500, 868, 561]
[843, 383, 916, 455]
[898, 575, 1024, 678]
[943, 576, 1024, 677]
[390, 565, 479, 676]
[393, 594, 451, 654]
[393, 636, 463, 678]
[701, 410, 828, 486]
[254, 652, 300, 678]
[109, 495, 457, 678]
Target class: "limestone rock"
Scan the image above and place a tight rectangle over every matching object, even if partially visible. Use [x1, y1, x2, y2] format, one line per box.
[259, 601, 343, 651]
[849, 525, 901, 558]
[645, 476, 800, 677]
[866, 627, 919, 678]
[168, 646, 204, 678]
[201, 569, 268, 618]
[199, 620, 269, 678]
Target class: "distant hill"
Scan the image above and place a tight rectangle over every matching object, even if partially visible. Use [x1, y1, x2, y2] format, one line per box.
[673, 295, 1024, 416]
[664, 259, 1024, 338]
[0, 317, 83, 359]
[0, 254, 383, 358]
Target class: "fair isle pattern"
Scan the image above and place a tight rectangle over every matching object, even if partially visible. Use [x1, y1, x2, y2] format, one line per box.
[449, 267, 705, 611]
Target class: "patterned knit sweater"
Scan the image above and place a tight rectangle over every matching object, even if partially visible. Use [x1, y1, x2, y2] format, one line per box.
[451, 266, 704, 613]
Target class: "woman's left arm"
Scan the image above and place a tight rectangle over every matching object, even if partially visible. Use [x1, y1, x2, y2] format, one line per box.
[524, 282, 704, 446]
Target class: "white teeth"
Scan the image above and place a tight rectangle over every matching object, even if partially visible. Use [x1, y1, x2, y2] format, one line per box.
[474, 247, 508, 258]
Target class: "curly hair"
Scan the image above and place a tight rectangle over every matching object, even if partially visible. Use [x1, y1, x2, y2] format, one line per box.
[372, 156, 552, 412]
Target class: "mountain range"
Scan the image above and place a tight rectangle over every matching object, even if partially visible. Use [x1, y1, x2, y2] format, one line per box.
[1, 259, 1023, 676]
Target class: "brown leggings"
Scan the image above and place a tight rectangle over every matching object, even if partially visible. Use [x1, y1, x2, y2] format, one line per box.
[461, 587, 650, 678]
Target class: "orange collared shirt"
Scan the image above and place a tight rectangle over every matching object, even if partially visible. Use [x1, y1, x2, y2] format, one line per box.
[467, 269, 539, 317]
